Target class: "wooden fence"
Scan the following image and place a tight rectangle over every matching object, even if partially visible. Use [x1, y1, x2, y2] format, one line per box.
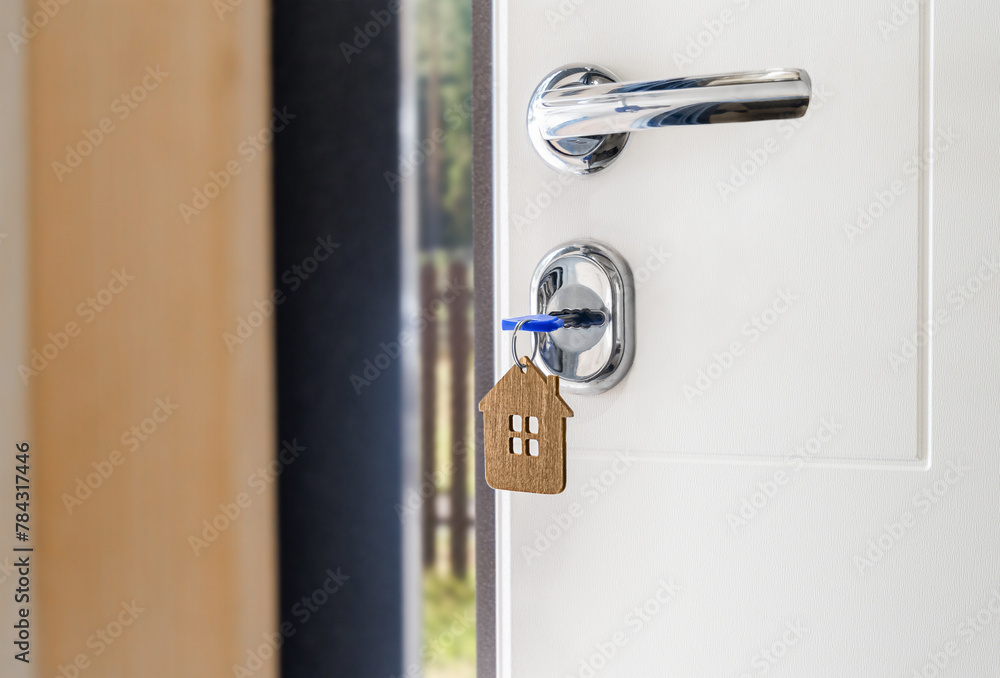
[420, 256, 474, 578]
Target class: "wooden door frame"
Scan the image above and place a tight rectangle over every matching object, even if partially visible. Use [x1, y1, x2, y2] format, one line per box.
[27, 2, 275, 676]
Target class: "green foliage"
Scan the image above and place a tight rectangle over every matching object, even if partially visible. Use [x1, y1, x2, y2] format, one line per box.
[416, 0, 473, 249]
[423, 570, 476, 677]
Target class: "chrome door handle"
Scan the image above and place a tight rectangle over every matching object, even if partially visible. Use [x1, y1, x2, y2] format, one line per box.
[527, 64, 811, 174]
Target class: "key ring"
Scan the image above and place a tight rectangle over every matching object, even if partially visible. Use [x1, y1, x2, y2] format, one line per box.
[510, 319, 538, 371]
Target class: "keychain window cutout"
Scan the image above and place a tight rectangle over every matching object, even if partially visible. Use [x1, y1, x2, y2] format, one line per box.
[528, 439, 539, 456]
[510, 414, 522, 432]
[510, 437, 523, 454]
[527, 416, 539, 434]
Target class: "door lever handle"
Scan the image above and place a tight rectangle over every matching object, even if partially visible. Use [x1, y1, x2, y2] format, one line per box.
[527, 64, 811, 174]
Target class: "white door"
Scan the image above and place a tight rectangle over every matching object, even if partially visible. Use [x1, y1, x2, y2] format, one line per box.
[491, 0, 1000, 675]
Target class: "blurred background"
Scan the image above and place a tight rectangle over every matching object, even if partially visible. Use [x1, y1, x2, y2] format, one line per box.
[411, 1, 477, 676]
[0, 1, 479, 677]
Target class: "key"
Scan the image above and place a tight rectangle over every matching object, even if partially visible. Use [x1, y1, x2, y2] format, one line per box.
[480, 309, 602, 494]
[499, 308, 606, 332]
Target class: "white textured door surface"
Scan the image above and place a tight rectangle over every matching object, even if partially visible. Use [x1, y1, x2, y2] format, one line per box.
[493, 0, 1000, 675]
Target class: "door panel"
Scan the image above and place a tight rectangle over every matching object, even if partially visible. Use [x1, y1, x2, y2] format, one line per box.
[500, 0, 929, 462]
[493, 0, 1000, 675]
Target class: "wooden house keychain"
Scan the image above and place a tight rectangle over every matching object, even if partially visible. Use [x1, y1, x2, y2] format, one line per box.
[479, 316, 573, 494]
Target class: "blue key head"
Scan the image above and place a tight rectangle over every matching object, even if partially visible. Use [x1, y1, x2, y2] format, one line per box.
[500, 314, 565, 333]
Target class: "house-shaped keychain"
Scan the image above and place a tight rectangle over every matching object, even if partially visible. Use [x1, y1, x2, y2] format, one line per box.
[479, 357, 573, 494]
